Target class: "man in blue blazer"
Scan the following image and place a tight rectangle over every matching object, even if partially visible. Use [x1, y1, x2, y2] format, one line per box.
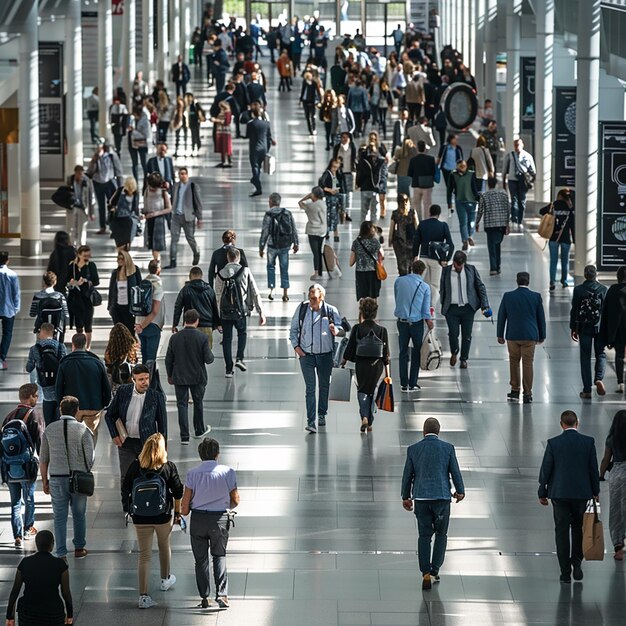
[401, 417, 465, 590]
[497, 271, 546, 403]
[145, 143, 175, 192]
[538, 410, 600, 583]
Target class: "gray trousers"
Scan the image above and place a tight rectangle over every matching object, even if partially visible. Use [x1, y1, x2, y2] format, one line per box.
[190, 511, 230, 599]
[361, 190, 378, 223]
[170, 213, 198, 261]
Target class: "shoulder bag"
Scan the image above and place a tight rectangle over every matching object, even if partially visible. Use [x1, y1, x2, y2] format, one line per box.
[86, 264, 103, 307]
[537, 203, 555, 240]
[355, 328, 385, 358]
[358, 239, 387, 281]
[63, 419, 95, 497]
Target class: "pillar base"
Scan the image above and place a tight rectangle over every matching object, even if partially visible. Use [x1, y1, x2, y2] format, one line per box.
[20, 238, 41, 257]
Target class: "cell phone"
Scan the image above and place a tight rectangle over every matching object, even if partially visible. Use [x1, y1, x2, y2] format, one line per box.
[179, 516, 187, 533]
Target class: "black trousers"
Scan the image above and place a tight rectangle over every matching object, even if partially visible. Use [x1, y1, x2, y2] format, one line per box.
[552, 498, 587, 575]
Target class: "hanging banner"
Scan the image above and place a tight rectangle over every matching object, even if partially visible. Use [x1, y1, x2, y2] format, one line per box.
[520, 57, 535, 132]
[553, 87, 576, 188]
[39, 42, 64, 180]
[598, 121, 626, 270]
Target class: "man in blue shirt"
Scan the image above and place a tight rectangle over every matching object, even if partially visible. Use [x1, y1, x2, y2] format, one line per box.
[401, 417, 465, 590]
[0, 251, 21, 370]
[394, 260, 433, 392]
[289, 284, 344, 433]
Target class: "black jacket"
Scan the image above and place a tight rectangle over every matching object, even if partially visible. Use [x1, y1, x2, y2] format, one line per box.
[108, 268, 142, 311]
[165, 327, 215, 386]
[47, 245, 77, 295]
[247, 118, 272, 154]
[208, 245, 249, 287]
[570, 279, 607, 333]
[332, 141, 357, 172]
[392, 119, 414, 153]
[539, 200, 575, 245]
[600, 283, 626, 346]
[407, 153, 437, 188]
[355, 152, 384, 192]
[56, 350, 111, 411]
[172, 279, 220, 328]
[300, 81, 320, 104]
[246, 82, 266, 106]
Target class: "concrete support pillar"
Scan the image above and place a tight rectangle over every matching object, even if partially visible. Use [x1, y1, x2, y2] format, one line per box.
[19, 0, 40, 257]
[462, 0, 470, 63]
[66, 0, 83, 173]
[475, 0, 485, 98]
[98, 0, 113, 140]
[484, 0, 497, 102]
[505, 0, 522, 143]
[361, 0, 367, 39]
[180, 0, 189, 64]
[157, 0, 169, 81]
[455, 0, 461, 52]
[245, 0, 252, 29]
[142, 0, 155, 84]
[535, 0, 554, 203]
[171, 0, 181, 58]
[574, 0, 601, 279]
[468, 0, 476, 74]
[123, 0, 136, 100]
[336, 0, 342, 38]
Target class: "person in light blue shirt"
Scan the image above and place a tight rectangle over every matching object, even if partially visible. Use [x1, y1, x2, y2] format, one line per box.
[394, 259, 433, 392]
[289, 283, 344, 433]
[0, 250, 21, 370]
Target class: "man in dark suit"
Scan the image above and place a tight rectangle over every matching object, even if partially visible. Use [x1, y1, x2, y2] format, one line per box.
[246, 72, 267, 108]
[599, 265, 626, 393]
[538, 410, 600, 583]
[165, 309, 214, 444]
[570, 265, 607, 399]
[207, 230, 249, 287]
[393, 110, 413, 153]
[401, 417, 465, 590]
[171, 54, 191, 96]
[247, 109, 274, 197]
[232, 71, 249, 138]
[407, 141, 440, 220]
[212, 39, 230, 94]
[145, 143, 175, 191]
[440, 251, 491, 369]
[497, 271, 546, 403]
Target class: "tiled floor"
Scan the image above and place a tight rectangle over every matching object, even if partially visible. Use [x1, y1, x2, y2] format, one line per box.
[0, 64, 624, 625]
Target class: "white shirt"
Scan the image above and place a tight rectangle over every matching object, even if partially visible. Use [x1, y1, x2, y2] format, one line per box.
[449, 267, 468, 306]
[117, 280, 128, 306]
[126, 386, 147, 438]
[157, 157, 165, 177]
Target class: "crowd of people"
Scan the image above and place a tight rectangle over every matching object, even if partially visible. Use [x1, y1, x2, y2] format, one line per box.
[0, 8, 624, 624]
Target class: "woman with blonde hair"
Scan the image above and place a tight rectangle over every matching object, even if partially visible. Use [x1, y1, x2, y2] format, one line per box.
[104, 322, 138, 393]
[211, 100, 233, 167]
[469, 134, 494, 193]
[121, 433, 184, 610]
[392, 137, 418, 196]
[107, 250, 142, 334]
[388, 193, 418, 275]
[108, 176, 140, 251]
[156, 90, 172, 143]
[172, 96, 187, 157]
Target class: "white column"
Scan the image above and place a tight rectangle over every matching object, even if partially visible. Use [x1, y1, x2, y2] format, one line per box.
[66, 0, 83, 172]
[123, 0, 136, 99]
[180, 0, 189, 64]
[462, 0, 470, 63]
[171, 0, 181, 59]
[475, 0, 485, 98]
[574, 0, 601, 279]
[535, 0, 554, 203]
[142, 0, 155, 84]
[505, 0, 522, 143]
[468, 0, 476, 75]
[455, 0, 462, 52]
[98, 0, 113, 139]
[157, 0, 169, 81]
[19, 0, 40, 257]
[484, 0, 497, 103]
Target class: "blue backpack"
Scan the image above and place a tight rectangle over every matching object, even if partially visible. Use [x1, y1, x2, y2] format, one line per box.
[1, 412, 38, 483]
[131, 468, 168, 517]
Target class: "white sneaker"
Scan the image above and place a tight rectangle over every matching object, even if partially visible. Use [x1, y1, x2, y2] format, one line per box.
[618, 383, 625, 393]
[138, 594, 157, 609]
[160, 574, 176, 591]
[225, 370, 234, 378]
[310, 273, 322, 281]
[330, 267, 342, 279]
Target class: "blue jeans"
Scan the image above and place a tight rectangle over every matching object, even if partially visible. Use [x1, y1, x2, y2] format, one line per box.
[267, 247, 290, 289]
[445, 304, 475, 362]
[486, 227, 506, 272]
[0, 315, 15, 361]
[49, 477, 88, 557]
[299, 352, 334, 423]
[548, 241, 571, 284]
[250, 150, 265, 193]
[455, 201, 476, 243]
[397, 320, 424, 387]
[579, 330, 606, 393]
[139, 323, 162, 364]
[508, 179, 527, 224]
[415, 499, 451, 575]
[8, 481, 35, 539]
[222, 317, 247, 371]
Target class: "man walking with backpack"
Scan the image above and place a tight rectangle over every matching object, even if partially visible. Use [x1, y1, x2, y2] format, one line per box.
[26, 322, 67, 425]
[134, 260, 166, 363]
[29, 271, 69, 343]
[259, 192, 299, 302]
[570, 265, 607, 400]
[215, 248, 266, 377]
[56, 333, 111, 445]
[0, 250, 20, 370]
[166, 309, 214, 444]
[1, 383, 43, 549]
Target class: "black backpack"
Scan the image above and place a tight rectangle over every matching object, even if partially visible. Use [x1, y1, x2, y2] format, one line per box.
[131, 467, 168, 517]
[219, 267, 246, 320]
[36, 296, 64, 335]
[355, 329, 384, 358]
[269, 209, 293, 249]
[110, 359, 132, 386]
[577, 289, 603, 327]
[36, 343, 61, 388]
[130, 279, 154, 316]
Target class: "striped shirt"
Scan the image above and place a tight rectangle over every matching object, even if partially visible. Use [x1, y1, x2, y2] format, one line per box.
[40, 416, 94, 476]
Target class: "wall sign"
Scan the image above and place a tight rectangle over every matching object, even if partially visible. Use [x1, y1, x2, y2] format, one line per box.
[553, 87, 576, 188]
[520, 56, 535, 132]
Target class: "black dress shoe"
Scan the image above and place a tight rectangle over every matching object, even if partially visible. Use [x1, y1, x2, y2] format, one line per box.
[523, 394, 533, 404]
[164, 261, 177, 270]
[507, 391, 520, 402]
[572, 561, 583, 581]
[249, 190, 262, 197]
[193, 253, 200, 266]
[460, 360, 468, 369]
[559, 574, 571, 584]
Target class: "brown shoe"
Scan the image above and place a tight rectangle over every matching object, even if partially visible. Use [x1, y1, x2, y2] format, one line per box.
[579, 392, 592, 400]
[74, 548, 88, 559]
[450, 354, 457, 367]
[595, 380, 606, 396]
[467, 237, 475, 246]
[422, 573, 432, 590]
[460, 360, 468, 369]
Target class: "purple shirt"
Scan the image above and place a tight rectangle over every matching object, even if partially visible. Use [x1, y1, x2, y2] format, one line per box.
[185, 460, 237, 511]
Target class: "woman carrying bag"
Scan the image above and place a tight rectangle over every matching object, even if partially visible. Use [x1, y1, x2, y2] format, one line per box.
[341, 297, 390, 433]
[319, 158, 342, 242]
[392, 137, 418, 196]
[143, 172, 172, 263]
[108, 250, 142, 335]
[121, 433, 184, 610]
[388, 193, 418, 276]
[67, 245, 100, 351]
[108, 176, 140, 251]
[349, 221, 384, 301]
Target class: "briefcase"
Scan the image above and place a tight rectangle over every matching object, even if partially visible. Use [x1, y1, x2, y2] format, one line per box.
[329, 367, 352, 402]
[263, 153, 276, 175]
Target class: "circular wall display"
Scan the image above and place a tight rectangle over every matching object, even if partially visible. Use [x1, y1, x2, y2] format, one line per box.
[440, 82, 478, 130]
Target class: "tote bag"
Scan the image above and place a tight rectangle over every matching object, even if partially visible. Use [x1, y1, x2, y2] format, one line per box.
[537, 203, 555, 239]
[329, 367, 352, 402]
[375, 377, 394, 412]
[582, 499, 605, 561]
